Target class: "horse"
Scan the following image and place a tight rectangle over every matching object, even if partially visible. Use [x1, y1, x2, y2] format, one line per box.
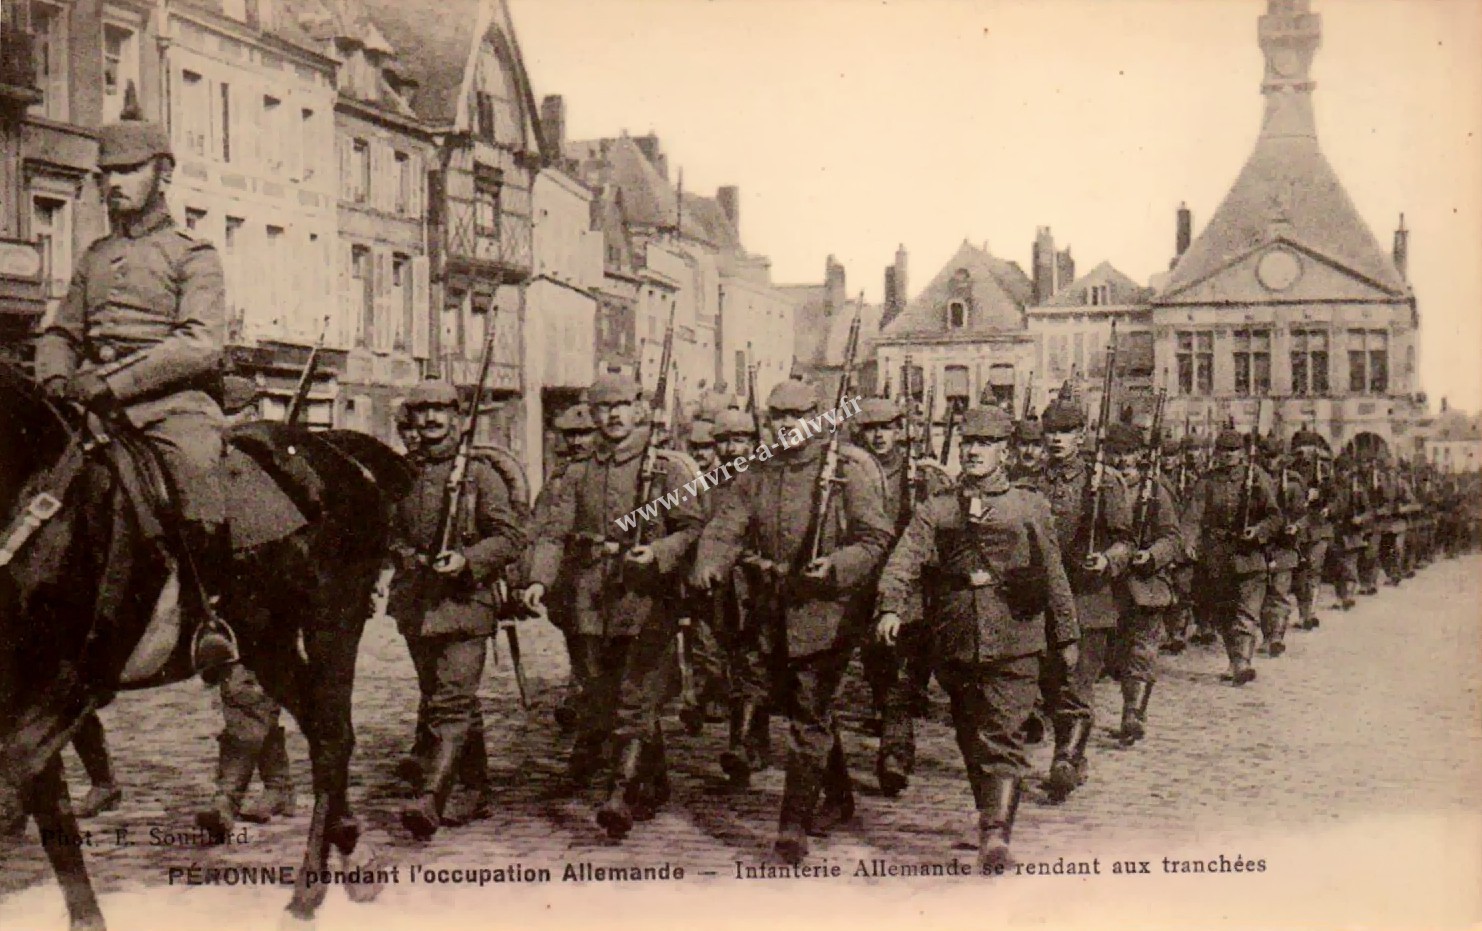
[0, 361, 412, 930]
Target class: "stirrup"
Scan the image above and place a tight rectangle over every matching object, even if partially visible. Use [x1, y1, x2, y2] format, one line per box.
[192, 618, 240, 677]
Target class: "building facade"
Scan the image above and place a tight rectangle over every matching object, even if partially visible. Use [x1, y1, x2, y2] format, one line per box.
[1150, 0, 1420, 459]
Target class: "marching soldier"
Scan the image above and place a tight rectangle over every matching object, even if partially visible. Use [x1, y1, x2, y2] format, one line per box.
[1356, 457, 1385, 596]
[1380, 458, 1413, 587]
[388, 381, 527, 840]
[681, 419, 732, 732]
[689, 380, 893, 865]
[535, 403, 598, 732]
[1108, 423, 1184, 744]
[1009, 416, 1045, 481]
[855, 397, 952, 798]
[521, 375, 702, 839]
[1035, 401, 1134, 802]
[711, 409, 775, 787]
[876, 407, 1077, 869]
[394, 400, 421, 460]
[1260, 439, 1308, 658]
[1180, 430, 1282, 685]
[1158, 436, 1198, 654]
[1290, 431, 1335, 630]
[34, 105, 237, 674]
[1330, 456, 1370, 610]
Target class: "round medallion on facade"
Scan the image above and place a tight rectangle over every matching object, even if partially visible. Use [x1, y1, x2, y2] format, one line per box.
[1256, 248, 1302, 292]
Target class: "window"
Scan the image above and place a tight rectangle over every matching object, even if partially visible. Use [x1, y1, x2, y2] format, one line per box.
[264, 225, 284, 324]
[394, 151, 411, 214]
[1176, 331, 1214, 395]
[262, 95, 282, 172]
[31, 196, 72, 300]
[220, 82, 232, 162]
[350, 139, 370, 204]
[178, 70, 208, 156]
[475, 91, 496, 143]
[301, 110, 317, 179]
[352, 246, 372, 346]
[185, 207, 206, 231]
[944, 365, 970, 402]
[1232, 328, 1271, 397]
[475, 165, 503, 239]
[1048, 333, 1067, 377]
[31, 1, 69, 121]
[1291, 328, 1330, 396]
[1348, 329, 1389, 395]
[1088, 284, 1110, 306]
[393, 253, 411, 350]
[102, 23, 139, 124]
[224, 217, 244, 251]
[947, 300, 966, 328]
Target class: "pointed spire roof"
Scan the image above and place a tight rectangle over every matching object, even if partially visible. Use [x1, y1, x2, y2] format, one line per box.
[1159, 0, 1407, 300]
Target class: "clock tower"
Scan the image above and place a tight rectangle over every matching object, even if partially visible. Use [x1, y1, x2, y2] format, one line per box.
[1259, 0, 1322, 139]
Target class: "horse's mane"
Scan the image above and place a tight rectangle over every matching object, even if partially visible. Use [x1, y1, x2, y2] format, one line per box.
[0, 362, 72, 516]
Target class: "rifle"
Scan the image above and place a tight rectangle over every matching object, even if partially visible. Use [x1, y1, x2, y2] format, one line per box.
[632, 301, 677, 549]
[284, 316, 330, 427]
[1020, 371, 1035, 423]
[746, 360, 759, 415]
[1132, 384, 1167, 549]
[1085, 321, 1118, 561]
[939, 397, 960, 468]
[800, 303, 864, 573]
[1238, 399, 1264, 536]
[901, 355, 918, 517]
[923, 377, 937, 461]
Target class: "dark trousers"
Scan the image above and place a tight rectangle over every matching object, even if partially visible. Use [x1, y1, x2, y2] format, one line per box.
[1214, 573, 1266, 661]
[613, 616, 681, 742]
[1119, 607, 1165, 684]
[777, 647, 855, 813]
[936, 655, 1040, 802]
[1380, 530, 1407, 584]
[405, 635, 489, 787]
[1333, 547, 1360, 602]
[573, 634, 633, 754]
[861, 625, 933, 766]
[1358, 535, 1381, 590]
[1261, 567, 1294, 647]
[1041, 627, 1113, 725]
[1294, 540, 1330, 621]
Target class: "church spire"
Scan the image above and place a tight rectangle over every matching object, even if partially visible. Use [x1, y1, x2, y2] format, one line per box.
[1258, 0, 1322, 140]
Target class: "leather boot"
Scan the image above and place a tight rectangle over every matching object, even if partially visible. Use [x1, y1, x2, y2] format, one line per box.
[633, 727, 670, 822]
[720, 702, 756, 787]
[442, 724, 494, 827]
[567, 732, 604, 788]
[185, 522, 239, 678]
[810, 735, 855, 837]
[748, 708, 772, 771]
[401, 730, 462, 841]
[242, 725, 294, 823]
[1118, 680, 1150, 744]
[1045, 717, 1090, 802]
[196, 732, 259, 839]
[774, 754, 821, 865]
[596, 738, 645, 839]
[1230, 634, 1258, 686]
[977, 774, 1022, 871]
[72, 715, 122, 818]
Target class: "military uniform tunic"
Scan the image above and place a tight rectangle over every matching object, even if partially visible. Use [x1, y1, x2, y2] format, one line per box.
[1118, 472, 1186, 683]
[1260, 465, 1309, 649]
[35, 202, 228, 525]
[1179, 463, 1282, 656]
[877, 472, 1076, 788]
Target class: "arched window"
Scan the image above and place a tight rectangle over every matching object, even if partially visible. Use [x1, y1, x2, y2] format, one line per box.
[948, 300, 966, 329]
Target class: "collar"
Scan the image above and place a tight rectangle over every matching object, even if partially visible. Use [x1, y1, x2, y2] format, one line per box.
[962, 470, 1011, 497]
[1047, 456, 1085, 481]
[595, 425, 652, 465]
[872, 447, 903, 473]
[122, 202, 175, 240]
[776, 433, 824, 466]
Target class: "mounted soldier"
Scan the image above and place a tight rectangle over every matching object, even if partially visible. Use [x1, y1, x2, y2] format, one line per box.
[34, 106, 237, 675]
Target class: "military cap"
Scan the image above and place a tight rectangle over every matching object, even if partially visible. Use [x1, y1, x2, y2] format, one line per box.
[1215, 429, 1246, 451]
[1180, 435, 1201, 452]
[1260, 436, 1285, 458]
[98, 118, 173, 170]
[713, 409, 758, 438]
[959, 407, 1013, 441]
[1105, 422, 1143, 454]
[554, 403, 595, 432]
[855, 397, 902, 426]
[407, 380, 461, 409]
[1013, 416, 1044, 443]
[220, 375, 259, 415]
[587, 374, 641, 406]
[689, 420, 715, 445]
[1042, 401, 1086, 432]
[767, 379, 819, 414]
[393, 399, 414, 427]
[1160, 436, 1181, 456]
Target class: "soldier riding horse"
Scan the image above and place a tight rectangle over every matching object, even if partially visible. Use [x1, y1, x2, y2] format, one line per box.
[0, 359, 410, 931]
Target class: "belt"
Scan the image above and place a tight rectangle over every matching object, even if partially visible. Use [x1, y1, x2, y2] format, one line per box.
[87, 340, 148, 365]
[926, 567, 1000, 593]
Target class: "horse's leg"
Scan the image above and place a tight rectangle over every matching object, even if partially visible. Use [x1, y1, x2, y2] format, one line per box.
[27, 754, 106, 931]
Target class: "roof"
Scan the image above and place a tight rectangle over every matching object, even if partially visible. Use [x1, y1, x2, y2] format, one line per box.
[285, 0, 393, 53]
[786, 286, 882, 371]
[175, 0, 321, 52]
[1041, 261, 1153, 308]
[1159, 52, 1407, 299]
[357, 0, 486, 127]
[567, 137, 741, 250]
[1430, 411, 1482, 443]
[879, 240, 1032, 340]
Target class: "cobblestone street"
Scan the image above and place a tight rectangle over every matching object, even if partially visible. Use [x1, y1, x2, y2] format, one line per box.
[3, 556, 1480, 930]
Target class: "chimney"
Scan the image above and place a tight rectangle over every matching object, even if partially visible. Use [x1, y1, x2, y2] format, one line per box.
[1055, 247, 1075, 294]
[824, 255, 846, 316]
[717, 186, 740, 236]
[1393, 213, 1409, 279]
[884, 267, 898, 313]
[540, 95, 566, 153]
[1032, 227, 1056, 304]
[894, 244, 908, 305]
[1176, 201, 1192, 257]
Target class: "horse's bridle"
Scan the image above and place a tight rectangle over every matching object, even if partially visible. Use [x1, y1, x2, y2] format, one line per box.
[0, 409, 112, 569]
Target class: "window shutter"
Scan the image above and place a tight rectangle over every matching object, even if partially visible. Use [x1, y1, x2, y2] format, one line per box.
[375, 251, 393, 353]
[411, 256, 431, 359]
[338, 242, 355, 347]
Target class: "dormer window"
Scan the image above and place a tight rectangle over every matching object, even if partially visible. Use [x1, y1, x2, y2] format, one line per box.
[948, 300, 967, 328]
[1088, 284, 1110, 306]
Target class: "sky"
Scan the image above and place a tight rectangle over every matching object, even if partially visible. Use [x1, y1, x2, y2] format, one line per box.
[510, 0, 1482, 412]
